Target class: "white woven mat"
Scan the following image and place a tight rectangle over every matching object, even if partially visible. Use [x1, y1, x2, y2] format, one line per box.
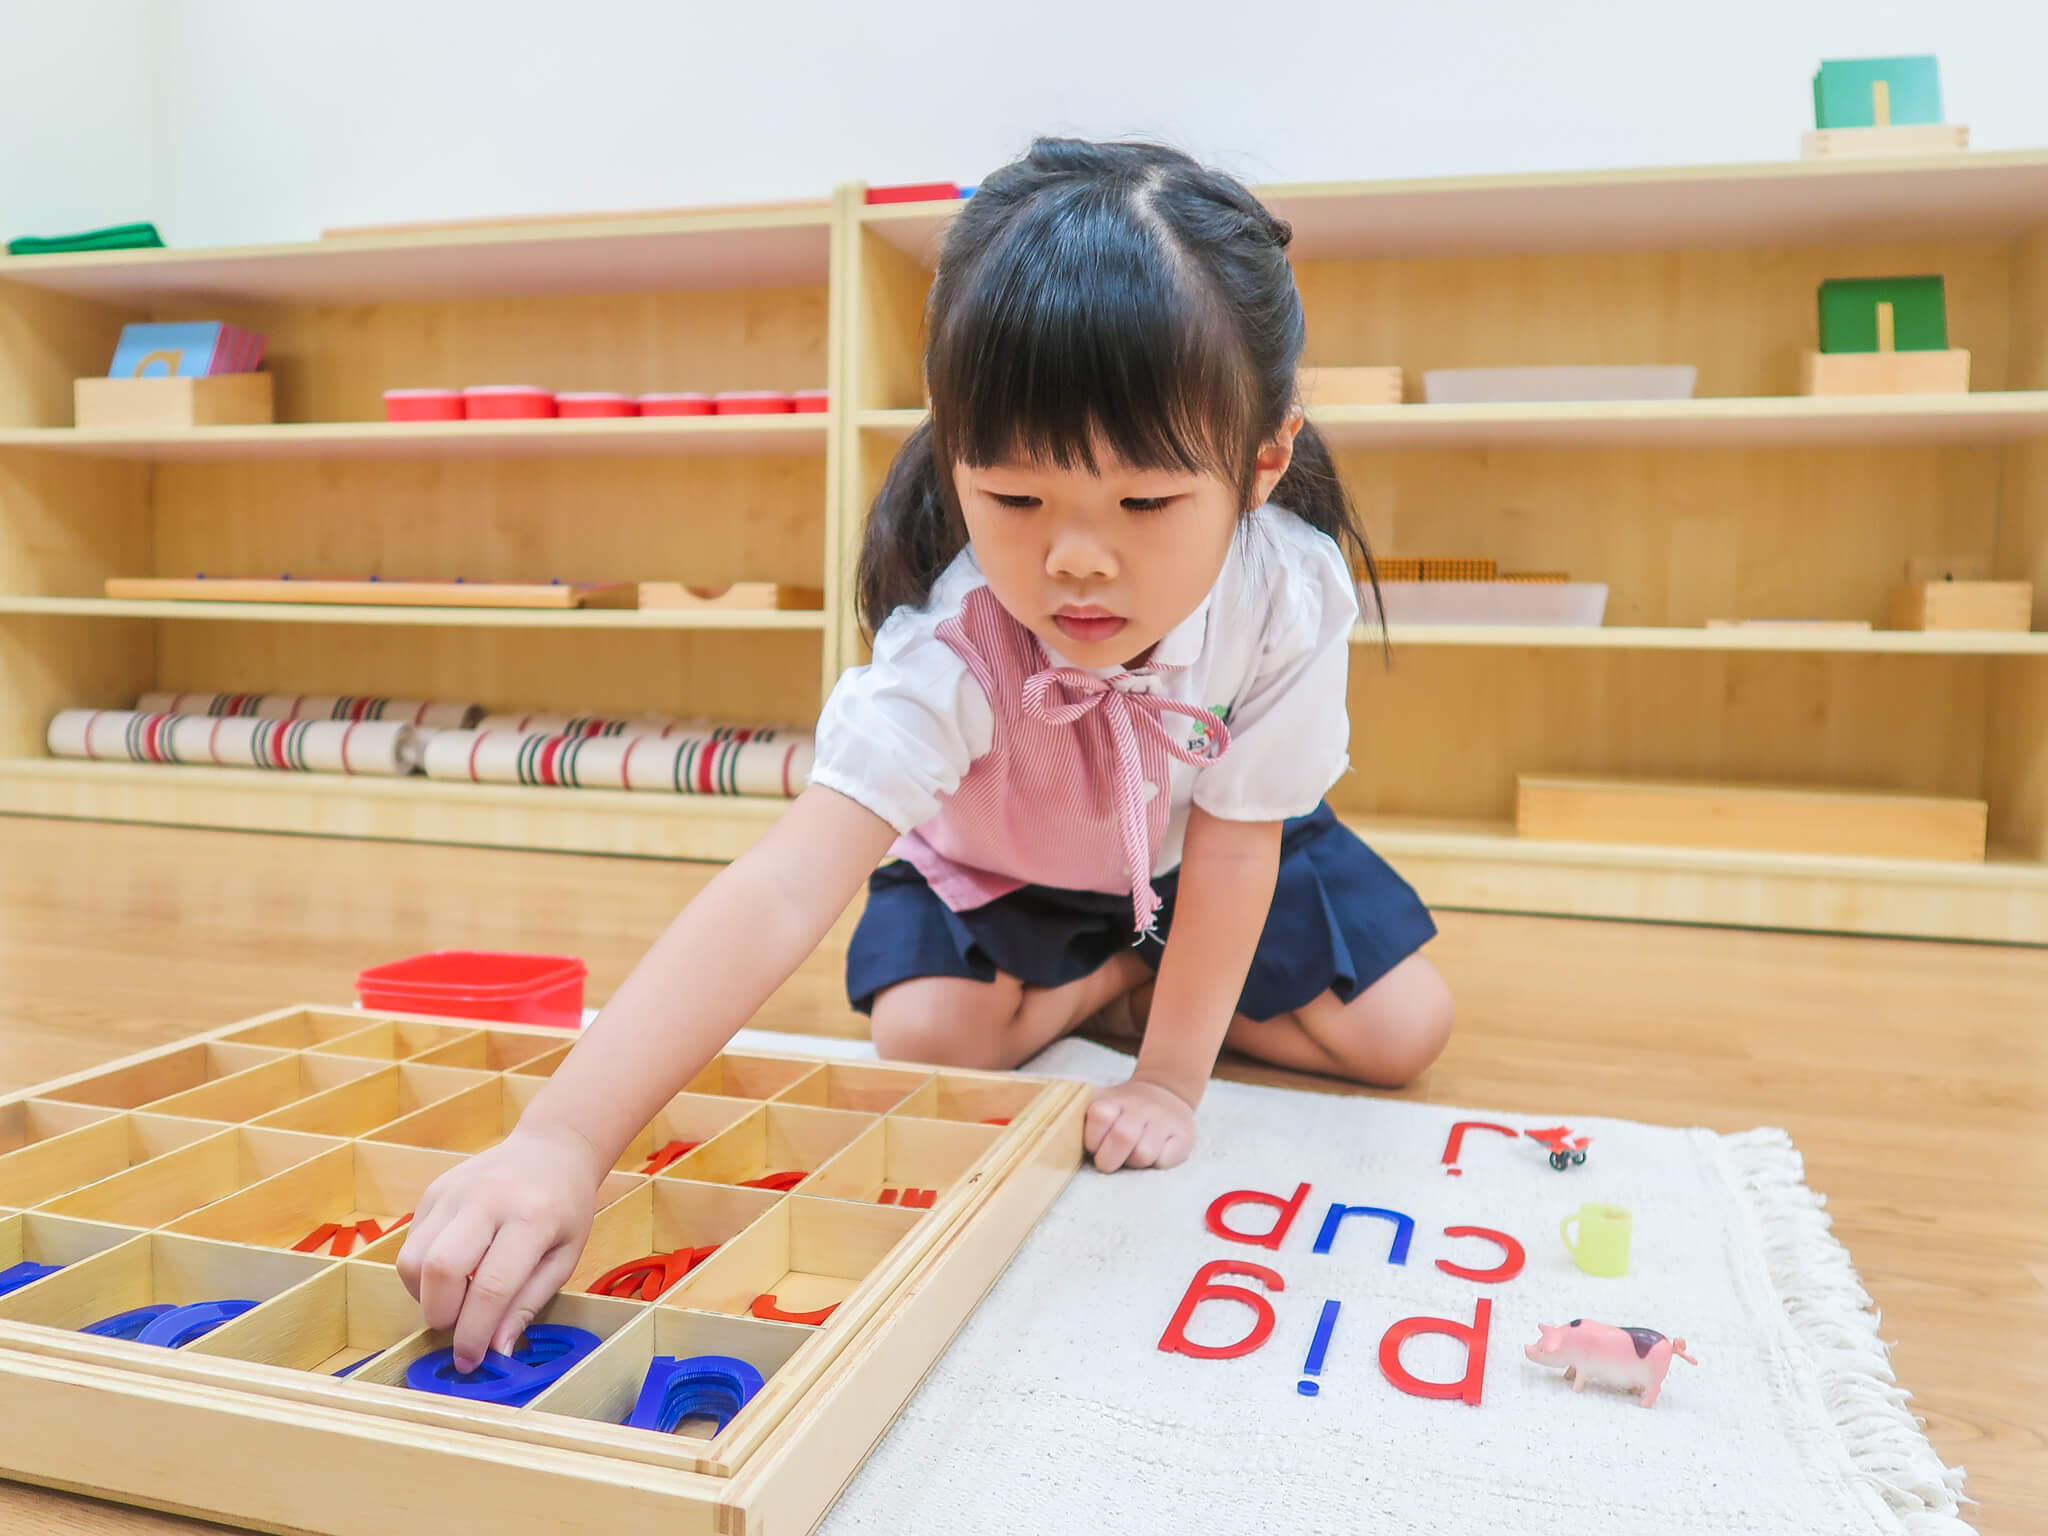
[730, 1029, 1973, 1536]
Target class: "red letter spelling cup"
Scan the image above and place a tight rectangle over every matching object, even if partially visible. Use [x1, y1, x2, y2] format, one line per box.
[1204, 1183, 1311, 1250]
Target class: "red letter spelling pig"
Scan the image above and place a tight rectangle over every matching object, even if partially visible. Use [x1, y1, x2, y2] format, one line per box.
[1157, 1260, 1285, 1360]
[1379, 1297, 1493, 1406]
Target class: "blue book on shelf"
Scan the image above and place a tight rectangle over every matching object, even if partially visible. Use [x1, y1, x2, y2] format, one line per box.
[107, 322, 230, 379]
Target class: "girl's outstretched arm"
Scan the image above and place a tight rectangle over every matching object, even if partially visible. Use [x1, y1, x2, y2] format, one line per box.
[397, 785, 897, 1368]
[1087, 808, 1282, 1172]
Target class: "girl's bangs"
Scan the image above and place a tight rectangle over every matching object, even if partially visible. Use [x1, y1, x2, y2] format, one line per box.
[928, 199, 1255, 484]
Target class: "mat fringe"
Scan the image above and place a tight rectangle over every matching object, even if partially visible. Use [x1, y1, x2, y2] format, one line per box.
[1723, 1127, 1975, 1536]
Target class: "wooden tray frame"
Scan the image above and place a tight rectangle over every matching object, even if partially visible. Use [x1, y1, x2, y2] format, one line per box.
[0, 1005, 1088, 1534]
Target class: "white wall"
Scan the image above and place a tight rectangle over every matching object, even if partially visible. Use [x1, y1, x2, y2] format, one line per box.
[0, 1, 157, 241]
[8, 0, 2048, 248]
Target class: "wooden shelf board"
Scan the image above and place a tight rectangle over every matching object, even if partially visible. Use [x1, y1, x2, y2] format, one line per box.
[1345, 813, 2048, 944]
[860, 393, 2048, 449]
[861, 151, 2048, 262]
[0, 208, 836, 305]
[0, 758, 789, 862]
[1352, 623, 2048, 655]
[0, 414, 831, 461]
[0, 597, 831, 631]
[1348, 812, 2048, 887]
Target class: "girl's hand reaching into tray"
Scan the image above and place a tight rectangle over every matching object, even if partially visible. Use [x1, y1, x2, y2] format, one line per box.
[397, 1122, 604, 1371]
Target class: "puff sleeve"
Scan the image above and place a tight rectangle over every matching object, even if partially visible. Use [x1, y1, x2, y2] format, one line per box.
[1190, 520, 1357, 822]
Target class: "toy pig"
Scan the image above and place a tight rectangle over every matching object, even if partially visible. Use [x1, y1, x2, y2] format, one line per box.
[1525, 1320, 1696, 1408]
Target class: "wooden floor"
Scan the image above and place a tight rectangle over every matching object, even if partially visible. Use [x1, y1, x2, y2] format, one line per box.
[0, 815, 2042, 1535]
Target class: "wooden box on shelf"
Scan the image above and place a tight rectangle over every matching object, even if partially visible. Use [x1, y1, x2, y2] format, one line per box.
[638, 582, 826, 611]
[1516, 775, 1988, 863]
[1800, 124, 1968, 160]
[1297, 366, 1403, 407]
[1800, 348, 1970, 396]
[73, 373, 275, 429]
[1888, 580, 2034, 632]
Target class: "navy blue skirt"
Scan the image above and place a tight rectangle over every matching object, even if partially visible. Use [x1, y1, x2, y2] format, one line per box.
[845, 802, 1437, 1022]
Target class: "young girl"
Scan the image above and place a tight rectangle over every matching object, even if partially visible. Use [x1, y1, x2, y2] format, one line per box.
[399, 137, 1452, 1370]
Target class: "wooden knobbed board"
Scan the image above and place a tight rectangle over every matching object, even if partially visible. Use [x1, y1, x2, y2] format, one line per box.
[103, 577, 641, 609]
[0, 1006, 1088, 1534]
[1516, 774, 1988, 862]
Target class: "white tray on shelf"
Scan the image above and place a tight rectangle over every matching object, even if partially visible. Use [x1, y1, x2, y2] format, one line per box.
[1359, 581, 1609, 626]
[1420, 365, 1697, 403]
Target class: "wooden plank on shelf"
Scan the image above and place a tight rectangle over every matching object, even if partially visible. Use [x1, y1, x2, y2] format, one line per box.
[861, 393, 2048, 449]
[102, 577, 640, 610]
[1516, 774, 1988, 862]
[637, 582, 825, 612]
[1704, 618, 1874, 631]
[322, 198, 833, 240]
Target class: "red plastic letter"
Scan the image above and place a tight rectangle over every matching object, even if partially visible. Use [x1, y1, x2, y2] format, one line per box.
[1204, 1183, 1311, 1251]
[1378, 1297, 1492, 1406]
[1440, 1121, 1518, 1168]
[1157, 1259, 1285, 1360]
[1435, 1226, 1526, 1284]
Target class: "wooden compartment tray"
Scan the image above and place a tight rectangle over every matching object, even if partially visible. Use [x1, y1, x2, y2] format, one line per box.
[0, 1004, 1088, 1534]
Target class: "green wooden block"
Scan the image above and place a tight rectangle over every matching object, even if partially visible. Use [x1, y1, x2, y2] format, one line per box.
[1812, 55, 1944, 129]
[1818, 276, 1948, 354]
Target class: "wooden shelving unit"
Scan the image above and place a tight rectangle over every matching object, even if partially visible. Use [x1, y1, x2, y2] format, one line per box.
[0, 201, 849, 860]
[0, 597, 829, 630]
[0, 415, 831, 460]
[844, 155, 2048, 944]
[861, 392, 2048, 448]
[6, 157, 2047, 941]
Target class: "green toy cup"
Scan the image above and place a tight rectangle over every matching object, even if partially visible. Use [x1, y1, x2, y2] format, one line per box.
[1561, 1203, 1632, 1277]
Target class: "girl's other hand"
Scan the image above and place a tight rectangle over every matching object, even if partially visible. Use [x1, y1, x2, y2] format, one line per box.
[1083, 1077, 1195, 1172]
[395, 1122, 603, 1371]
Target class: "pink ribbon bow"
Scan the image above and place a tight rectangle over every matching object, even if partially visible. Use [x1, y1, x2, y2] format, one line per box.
[1019, 665, 1231, 937]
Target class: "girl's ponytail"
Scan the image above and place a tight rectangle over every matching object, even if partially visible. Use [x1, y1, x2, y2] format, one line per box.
[1271, 417, 1372, 587]
[857, 420, 962, 639]
[1271, 417, 1384, 645]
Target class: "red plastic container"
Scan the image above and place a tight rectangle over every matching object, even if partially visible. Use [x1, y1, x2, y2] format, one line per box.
[557, 391, 639, 418]
[639, 392, 715, 416]
[791, 388, 831, 413]
[383, 388, 465, 422]
[355, 950, 587, 1029]
[865, 182, 962, 204]
[463, 385, 558, 420]
[713, 390, 796, 415]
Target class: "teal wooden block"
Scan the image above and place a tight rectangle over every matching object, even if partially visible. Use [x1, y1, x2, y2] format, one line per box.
[1812, 55, 1944, 129]
[1818, 276, 1948, 354]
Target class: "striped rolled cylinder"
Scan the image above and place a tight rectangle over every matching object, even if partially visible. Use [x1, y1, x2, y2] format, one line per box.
[135, 691, 482, 730]
[49, 710, 422, 776]
[423, 728, 812, 797]
[473, 712, 794, 742]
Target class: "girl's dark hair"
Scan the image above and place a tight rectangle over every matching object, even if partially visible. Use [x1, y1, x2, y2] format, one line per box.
[857, 135, 1381, 638]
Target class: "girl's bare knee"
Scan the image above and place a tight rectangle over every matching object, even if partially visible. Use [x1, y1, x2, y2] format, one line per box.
[1327, 955, 1454, 1088]
[868, 978, 1017, 1069]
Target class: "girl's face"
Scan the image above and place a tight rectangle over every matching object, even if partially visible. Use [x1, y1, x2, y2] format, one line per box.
[955, 412, 1303, 670]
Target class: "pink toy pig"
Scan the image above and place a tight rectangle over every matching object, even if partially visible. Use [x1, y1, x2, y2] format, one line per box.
[1525, 1319, 1696, 1408]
